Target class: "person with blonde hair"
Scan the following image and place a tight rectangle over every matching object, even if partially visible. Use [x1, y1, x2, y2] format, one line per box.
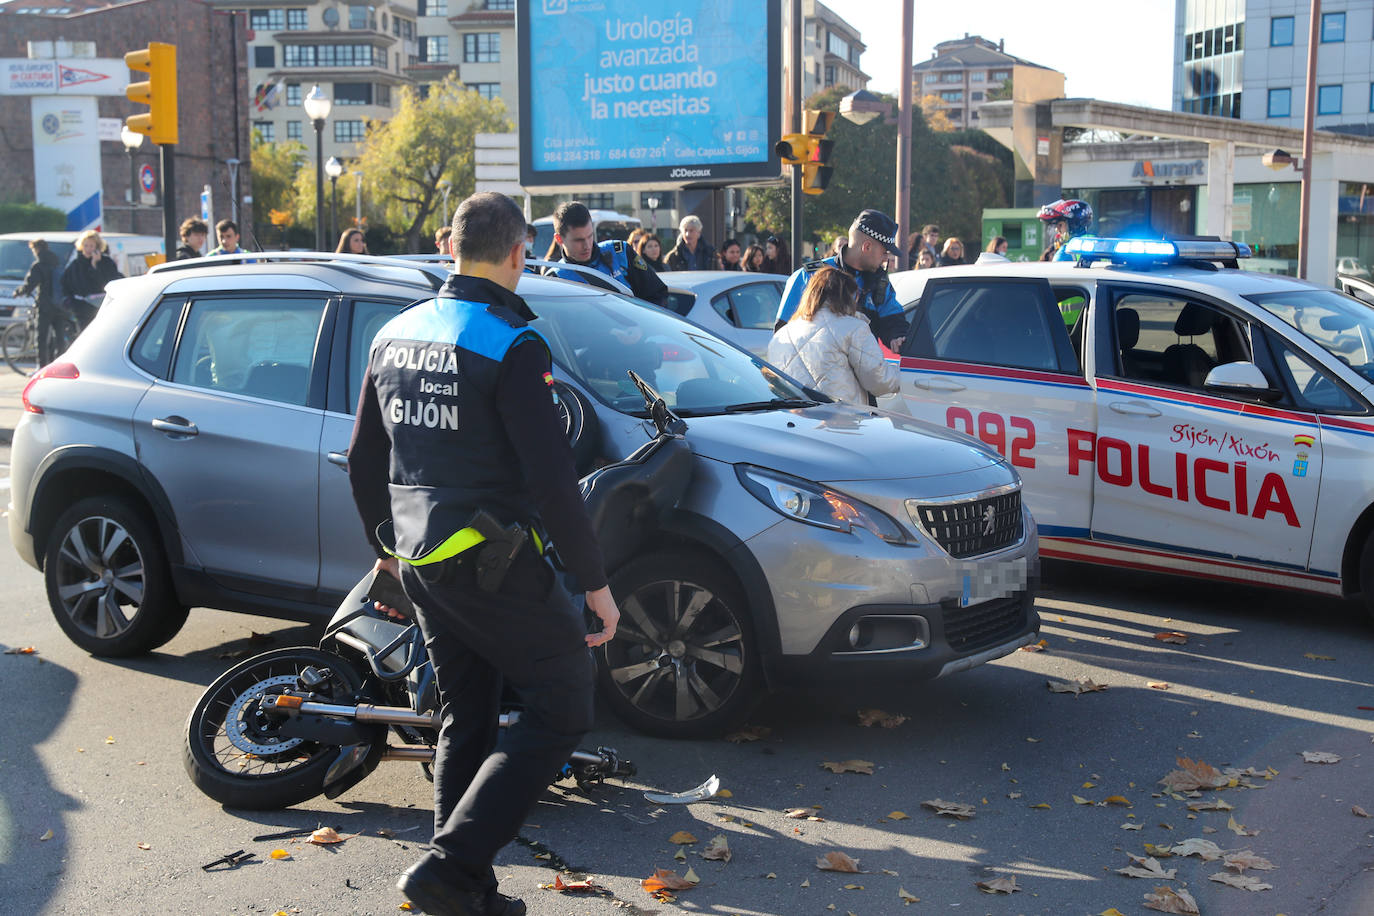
[938, 237, 965, 266]
[767, 266, 900, 405]
[61, 229, 122, 329]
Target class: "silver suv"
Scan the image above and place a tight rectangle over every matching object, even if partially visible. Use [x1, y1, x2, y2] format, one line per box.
[8, 253, 1039, 737]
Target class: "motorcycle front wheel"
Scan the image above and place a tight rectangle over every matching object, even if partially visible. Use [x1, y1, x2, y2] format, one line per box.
[184, 647, 366, 809]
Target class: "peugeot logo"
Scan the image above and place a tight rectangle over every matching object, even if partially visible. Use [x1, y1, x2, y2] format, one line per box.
[981, 505, 997, 537]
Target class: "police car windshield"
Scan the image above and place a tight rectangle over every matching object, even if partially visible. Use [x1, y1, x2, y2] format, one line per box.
[1248, 289, 1374, 383]
[525, 292, 808, 416]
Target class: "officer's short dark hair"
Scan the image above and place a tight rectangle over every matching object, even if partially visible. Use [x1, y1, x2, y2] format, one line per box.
[452, 192, 526, 265]
[552, 202, 592, 237]
[216, 219, 239, 235]
[180, 217, 208, 240]
[29, 238, 48, 255]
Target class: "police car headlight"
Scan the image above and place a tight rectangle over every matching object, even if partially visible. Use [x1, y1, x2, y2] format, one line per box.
[737, 465, 908, 543]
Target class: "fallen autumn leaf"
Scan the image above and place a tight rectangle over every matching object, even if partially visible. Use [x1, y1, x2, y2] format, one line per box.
[816, 851, 861, 873]
[974, 875, 1019, 894]
[1048, 676, 1108, 695]
[1142, 885, 1199, 914]
[820, 760, 874, 775]
[669, 830, 698, 845]
[308, 827, 346, 845]
[1208, 871, 1273, 891]
[1301, 750, 1341, 764]
[702, 835, 731, 862]
[1169, 838, 1223, 861]
[641, 868, 697, 893]
[1222, 850, 1276, 872]
[856, 708, 907, 728]
[1117, 854, 1177, 880]
[921, 799, 975, 819]
[1154, 632, 1188, 644]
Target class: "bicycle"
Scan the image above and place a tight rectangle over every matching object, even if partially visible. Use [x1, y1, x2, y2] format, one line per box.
[3, 302, 78, 377]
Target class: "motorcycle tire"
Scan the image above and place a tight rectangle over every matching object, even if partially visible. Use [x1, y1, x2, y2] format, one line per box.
[184, 647, 368, 809]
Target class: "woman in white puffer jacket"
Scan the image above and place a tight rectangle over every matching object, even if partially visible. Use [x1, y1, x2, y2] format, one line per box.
[767, 266, 901, 405]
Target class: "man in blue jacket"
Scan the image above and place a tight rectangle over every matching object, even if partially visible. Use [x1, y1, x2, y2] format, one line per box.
[543, 201, 668, 306]
[774, 209, 908, 351]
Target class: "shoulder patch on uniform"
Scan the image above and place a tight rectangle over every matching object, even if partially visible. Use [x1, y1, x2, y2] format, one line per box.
[609, 240, 625, 253]
[633, 253, 648, 270]
[802, 258, 826, 271]
[485, 303, 529, 328]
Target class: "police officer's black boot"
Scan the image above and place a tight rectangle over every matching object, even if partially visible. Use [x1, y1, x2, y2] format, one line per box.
[397, 858, 526, 916]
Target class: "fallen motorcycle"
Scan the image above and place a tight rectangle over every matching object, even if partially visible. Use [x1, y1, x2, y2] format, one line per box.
[184, 372, 691, 809]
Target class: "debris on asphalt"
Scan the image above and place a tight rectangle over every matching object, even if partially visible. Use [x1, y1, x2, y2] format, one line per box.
[820, 759, 874, 775]
[3, 646, 37, 655]
[252, 827, 317, 842]
[702, 834, 731, 862]
[1154, 631, 1188, 644]
[856, 708, 907, 728]
[723, 725, 770, 743]
[1047, 676, 1108, 695]
[1117, 854, 1176, 879]
[1300, 750, 1341, 763]
[201, 849, 256, 870]
[642, 774, 720, 804]
[668, 830, 697, 845]
[1142, 885, 1199, 914]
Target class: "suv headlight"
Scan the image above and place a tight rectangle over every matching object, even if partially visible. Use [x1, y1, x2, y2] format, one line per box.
[736, 465, 908, 544]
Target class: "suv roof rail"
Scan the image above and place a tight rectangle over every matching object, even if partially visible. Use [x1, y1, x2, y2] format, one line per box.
[149, 251, 445, 290]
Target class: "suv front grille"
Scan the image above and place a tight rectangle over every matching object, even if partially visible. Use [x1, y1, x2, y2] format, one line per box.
[908, 489, 1023, 558]
[942, 595, 1026, 652]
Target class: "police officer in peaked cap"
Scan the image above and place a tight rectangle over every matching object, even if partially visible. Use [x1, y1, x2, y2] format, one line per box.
[775, 208, 910, 351]
[348, 191, 620, 916]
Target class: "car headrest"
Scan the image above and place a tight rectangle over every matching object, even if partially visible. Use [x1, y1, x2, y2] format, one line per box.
[1174, 302, 1214, 338]
[1116, 307, 1140, 350]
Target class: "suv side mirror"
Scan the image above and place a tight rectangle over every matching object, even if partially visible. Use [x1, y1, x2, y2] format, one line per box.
[1204, 361, 1282, 402]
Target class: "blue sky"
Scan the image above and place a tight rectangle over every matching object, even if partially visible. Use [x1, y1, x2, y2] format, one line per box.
[826, 0, 1177, 109]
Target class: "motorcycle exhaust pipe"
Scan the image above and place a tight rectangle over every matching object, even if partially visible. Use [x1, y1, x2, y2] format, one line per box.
[268, 697, 521, 731]
[380, 744, 435, 762]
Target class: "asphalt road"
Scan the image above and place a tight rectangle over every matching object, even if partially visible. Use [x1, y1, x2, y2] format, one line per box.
[2, 495, 1374, 915]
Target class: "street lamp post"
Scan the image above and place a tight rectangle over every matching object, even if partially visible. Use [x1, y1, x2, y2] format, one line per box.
[326, 156, 344, 244]
[303, 85, 332, 251]
[437, 177, 452, 228]
[225, 157, 241, 225]
[646, 195, 659, 231]
[121, 125, 144, 233]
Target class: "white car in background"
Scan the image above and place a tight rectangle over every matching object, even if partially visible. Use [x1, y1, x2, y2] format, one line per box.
[659, 270, 787, 358]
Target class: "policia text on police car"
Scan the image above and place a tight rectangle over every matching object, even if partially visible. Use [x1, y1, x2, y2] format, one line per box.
[348, 192, 620, 916]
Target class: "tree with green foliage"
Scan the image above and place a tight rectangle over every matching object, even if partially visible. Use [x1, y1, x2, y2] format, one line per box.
[0, 201, 66, 231]
[354, 75, 512, 252]
[745, 88, 1013, 262]
[249, 129, 307, 247]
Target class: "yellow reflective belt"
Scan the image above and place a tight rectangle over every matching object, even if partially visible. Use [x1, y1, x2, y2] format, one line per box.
[531, 528, 544, 554]
[384, 526, 487, 567]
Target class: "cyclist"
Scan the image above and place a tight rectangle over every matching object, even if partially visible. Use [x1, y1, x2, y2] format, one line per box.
[1037, 198, 1094, 263]
[15, 238, 63, 365]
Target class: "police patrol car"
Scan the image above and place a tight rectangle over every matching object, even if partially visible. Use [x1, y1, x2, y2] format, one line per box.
[887, 237, 1374, 614]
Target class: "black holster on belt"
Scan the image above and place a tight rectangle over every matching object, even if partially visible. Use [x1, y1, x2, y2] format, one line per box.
[468, 510, 529, 594]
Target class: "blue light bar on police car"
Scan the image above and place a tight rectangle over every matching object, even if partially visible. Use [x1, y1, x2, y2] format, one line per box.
[1064, 236, 1251, 263]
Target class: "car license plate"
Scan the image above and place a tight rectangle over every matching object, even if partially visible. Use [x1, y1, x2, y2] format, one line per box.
[958, 556, 1028, 607]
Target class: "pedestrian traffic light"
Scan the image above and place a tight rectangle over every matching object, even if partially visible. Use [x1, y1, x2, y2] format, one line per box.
[801, 138, 834, 195]
[124, 42, 178, 145]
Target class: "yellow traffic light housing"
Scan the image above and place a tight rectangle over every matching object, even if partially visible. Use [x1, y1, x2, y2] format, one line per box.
[801, 138, 834, 195]
[125, 42, 178, 145]
[775, 133, 813, 165]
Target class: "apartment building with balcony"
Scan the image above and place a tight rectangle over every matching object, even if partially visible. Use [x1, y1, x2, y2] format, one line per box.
[802, 0, 868, 100]
[207, 1, 419, 159]
[411, 0, 515, 115]
[912, 34, 1064, 131]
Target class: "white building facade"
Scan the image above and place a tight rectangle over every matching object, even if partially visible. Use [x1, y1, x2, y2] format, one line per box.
[1174, 0, 1374, 135]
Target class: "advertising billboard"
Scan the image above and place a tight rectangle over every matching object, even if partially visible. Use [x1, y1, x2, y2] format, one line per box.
[517, 0, 780, 191]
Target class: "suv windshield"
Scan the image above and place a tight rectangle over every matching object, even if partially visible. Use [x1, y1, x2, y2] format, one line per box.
[1249, 289, 1374, 383]
[525, 291, 807, 416]
[1, 239, 73, 282]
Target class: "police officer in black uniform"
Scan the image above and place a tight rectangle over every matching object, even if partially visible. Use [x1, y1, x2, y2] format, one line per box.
[544, 201, 669, 306]
[348, 191, 620, 916]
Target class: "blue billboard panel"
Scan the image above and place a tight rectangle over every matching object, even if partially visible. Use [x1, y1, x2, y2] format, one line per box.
[518, 0, 780, 189]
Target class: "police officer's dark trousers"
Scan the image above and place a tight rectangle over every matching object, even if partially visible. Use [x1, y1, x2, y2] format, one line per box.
[399, 542, 595, 891]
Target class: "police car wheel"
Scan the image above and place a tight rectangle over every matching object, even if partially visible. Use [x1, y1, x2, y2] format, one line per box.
[1358, 534, 1374, 622]
[598, 550, 760, 739]
[43, 495, 189, 657]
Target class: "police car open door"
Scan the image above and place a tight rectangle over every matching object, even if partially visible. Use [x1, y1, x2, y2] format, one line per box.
[896, 276, 1095, 541]
[1085, 284, 1320, 584]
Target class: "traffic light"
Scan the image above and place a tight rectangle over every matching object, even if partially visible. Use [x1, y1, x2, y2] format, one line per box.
[776, 109, 835, 194]
[125, 42, 178, 145]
